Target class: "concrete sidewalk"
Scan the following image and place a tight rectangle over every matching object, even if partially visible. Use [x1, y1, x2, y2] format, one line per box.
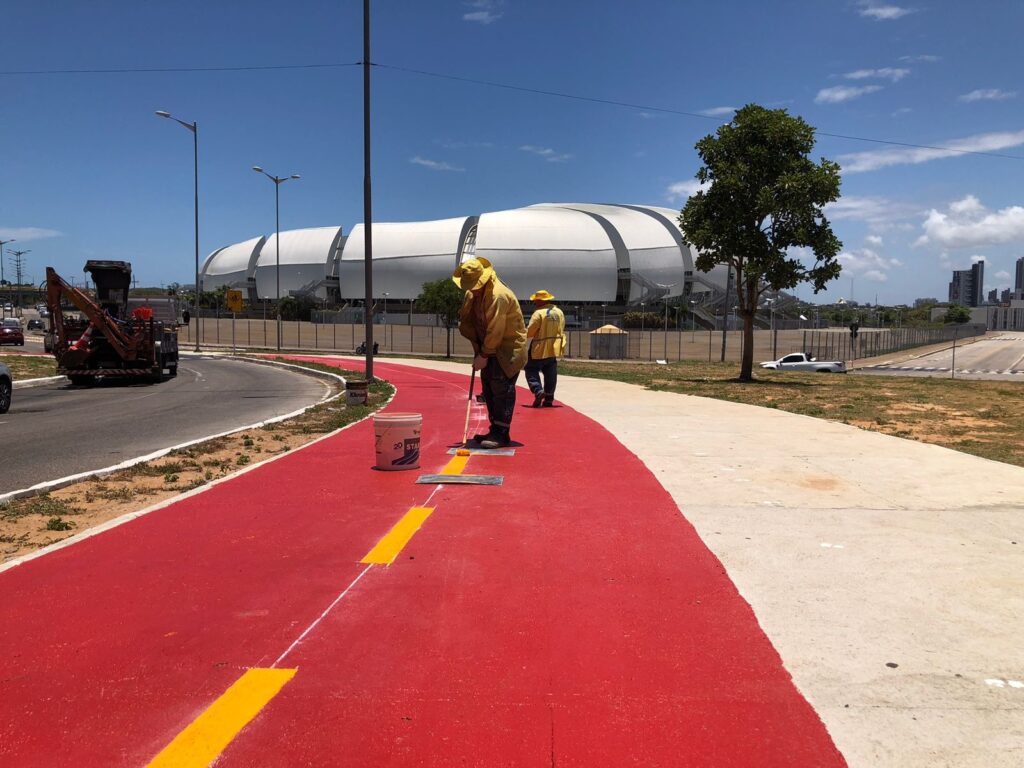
[383, 355, 1024, 768]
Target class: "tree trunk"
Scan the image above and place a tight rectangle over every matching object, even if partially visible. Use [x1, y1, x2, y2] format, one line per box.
[445, 326, 452, 358]
[739, 310, 756, 381]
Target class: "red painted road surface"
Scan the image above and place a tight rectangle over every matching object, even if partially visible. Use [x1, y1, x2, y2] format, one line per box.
[0, 359, 846, 766]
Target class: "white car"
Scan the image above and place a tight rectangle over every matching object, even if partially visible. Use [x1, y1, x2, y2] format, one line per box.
[760, 352, 846, 373]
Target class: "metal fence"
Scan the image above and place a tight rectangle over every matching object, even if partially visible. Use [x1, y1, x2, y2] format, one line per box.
[801, 324, 986, 362]
[182, 316, 984, 363]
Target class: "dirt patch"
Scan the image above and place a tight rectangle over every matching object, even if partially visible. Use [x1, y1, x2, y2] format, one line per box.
[796, 475, 843, 492]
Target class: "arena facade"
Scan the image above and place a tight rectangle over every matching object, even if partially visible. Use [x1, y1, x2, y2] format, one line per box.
[200, 203, 729, 305]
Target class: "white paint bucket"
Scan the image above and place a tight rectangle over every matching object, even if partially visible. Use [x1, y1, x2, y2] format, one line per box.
[373, 412, 422, 471]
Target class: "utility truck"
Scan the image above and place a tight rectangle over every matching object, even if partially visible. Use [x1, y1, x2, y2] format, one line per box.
[760, 352, 846, 373]
[45, 261, 179, 385]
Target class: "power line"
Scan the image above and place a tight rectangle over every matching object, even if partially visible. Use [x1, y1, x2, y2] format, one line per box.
[373, 62, 1024, 162]
[2, 57, 1021, 162]
[0, 62, 360, 75]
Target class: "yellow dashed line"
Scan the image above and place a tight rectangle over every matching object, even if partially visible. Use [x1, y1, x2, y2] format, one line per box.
[146, 668, 296, 767]
[361, 506, 435, 565]
[440, 455, 469, 475]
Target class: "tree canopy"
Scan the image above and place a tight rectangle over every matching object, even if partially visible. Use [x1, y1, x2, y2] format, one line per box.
[679, 104, 843, 380]
[943, 304, 971, 324]
[416, 277, 464, 358]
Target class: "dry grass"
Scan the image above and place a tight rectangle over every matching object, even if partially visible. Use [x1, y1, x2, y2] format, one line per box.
[559, 360, 1024, 468]
[0, 354, 56, 380]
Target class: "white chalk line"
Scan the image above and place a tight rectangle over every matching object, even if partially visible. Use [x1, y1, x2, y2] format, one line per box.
[273, 563, 375, 668]
[272, 481, 448, 667]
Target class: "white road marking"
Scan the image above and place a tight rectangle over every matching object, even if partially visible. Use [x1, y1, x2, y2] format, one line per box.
[272, 563, 375, 668]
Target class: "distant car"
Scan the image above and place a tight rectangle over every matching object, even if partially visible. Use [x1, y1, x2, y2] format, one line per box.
[0, 362, 10, 413]
[0, 317, 24, 346]
[760, 352, 846, 373]
[27, 318, 45, 331]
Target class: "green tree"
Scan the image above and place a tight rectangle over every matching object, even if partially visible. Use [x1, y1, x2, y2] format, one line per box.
[943, 303, 971, 324]
[279, 295, 316, 321]
[416, 278, 464, 358]
[679, 104, 843, 381]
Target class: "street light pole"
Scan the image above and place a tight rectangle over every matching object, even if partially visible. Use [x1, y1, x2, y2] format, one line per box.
[0, 238, 13, 317]
[155, 111, 201, 352]
[252, 167, 301, 351]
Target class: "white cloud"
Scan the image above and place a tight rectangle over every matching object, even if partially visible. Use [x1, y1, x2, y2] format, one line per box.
[949, 195, 984, 215]
[996, 270, 1011, 280]
[638, 112, 655, 119]
[825, 195, 919, 226]
[891, 107, 913, 117]
[410, 156, 464, 172]
[970, 254, 987, 263]
[462, 0, 504, 24]
[915, 195, 1024, 248]
[699, 106, 737, 117]
[519, 145, 572, 162]
[844, 67, 910, 82]
[838, 247, 901, 282]
[866, 234, 884, 246]
[666, 180, 710, 203]
[858, 2, 914, 21]
[899, 54, 940, 63]
[814, 84, 883, 104]
[0, 227, 62, 241]
[959, 88, 1017, 103]
[838, 129, 1024, 173]
[437, 139, 493, 150]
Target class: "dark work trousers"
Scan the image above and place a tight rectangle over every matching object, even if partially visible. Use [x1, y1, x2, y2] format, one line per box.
[480, 357, 519, 434]
[525, 354, 558, 397]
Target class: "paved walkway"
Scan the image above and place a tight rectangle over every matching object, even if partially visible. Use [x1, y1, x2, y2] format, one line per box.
[1, 356, 1021, 766]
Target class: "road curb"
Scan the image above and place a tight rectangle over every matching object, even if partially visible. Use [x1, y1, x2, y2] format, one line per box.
[13, 375, 65, 389]
[0, 357, 342, 506]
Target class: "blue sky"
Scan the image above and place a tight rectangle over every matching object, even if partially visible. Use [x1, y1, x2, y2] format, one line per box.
[2, 0, 1022, 304]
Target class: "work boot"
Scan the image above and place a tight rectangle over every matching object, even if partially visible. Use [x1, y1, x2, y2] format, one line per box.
[479, 429, 510, 449]
[542, 396, 554, 407]
[473, 431, 496, 443]
[532, 391, 544, 408]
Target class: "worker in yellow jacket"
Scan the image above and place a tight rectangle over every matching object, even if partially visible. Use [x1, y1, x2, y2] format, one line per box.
[454, 257, 527, 448]
[525, 289, 567, 407]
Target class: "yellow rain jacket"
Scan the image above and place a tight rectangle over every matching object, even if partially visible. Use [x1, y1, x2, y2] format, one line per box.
[458, 274, 528, 377]
[527, 303, 566, 359]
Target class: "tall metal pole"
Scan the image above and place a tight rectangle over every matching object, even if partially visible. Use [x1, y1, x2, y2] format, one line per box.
[362, 0, 374, 380]
[276, 179, 281, 351]
[0, 238, 12, 316]
[0, 239, 12, 291]
[193, 122, 201, 352]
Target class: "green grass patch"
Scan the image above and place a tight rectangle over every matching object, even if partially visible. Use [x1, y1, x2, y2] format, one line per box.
[0, 354, 57, 381]
[1, 493, 82, 522]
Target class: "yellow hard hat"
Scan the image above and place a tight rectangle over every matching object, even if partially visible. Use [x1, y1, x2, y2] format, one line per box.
[452, 257, 494, 291]
[530, 289, 555, 302]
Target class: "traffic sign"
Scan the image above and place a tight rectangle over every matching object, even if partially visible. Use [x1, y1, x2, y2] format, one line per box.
[226, 289, 243, 313]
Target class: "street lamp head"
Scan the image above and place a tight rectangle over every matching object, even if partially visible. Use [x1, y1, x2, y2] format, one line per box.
[290, 174, 301, 180]
[252, 166, 264, 173]
[155, 110, 171, 118]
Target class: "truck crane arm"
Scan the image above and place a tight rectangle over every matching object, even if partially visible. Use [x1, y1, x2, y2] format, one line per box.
[46, 267, 134, 360]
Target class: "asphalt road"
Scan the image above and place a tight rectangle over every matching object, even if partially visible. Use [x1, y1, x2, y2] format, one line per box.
[1, 356, 330, 494]
[858, 333, 1024, 380]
